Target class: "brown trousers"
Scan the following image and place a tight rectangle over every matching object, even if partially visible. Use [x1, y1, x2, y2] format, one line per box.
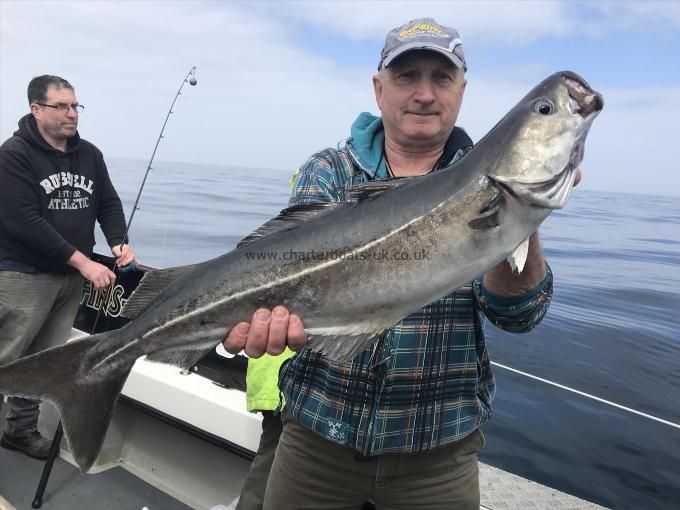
[263, 414, 483, 510]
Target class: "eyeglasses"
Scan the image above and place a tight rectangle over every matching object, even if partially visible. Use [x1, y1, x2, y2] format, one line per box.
[36, 102, 85, 114]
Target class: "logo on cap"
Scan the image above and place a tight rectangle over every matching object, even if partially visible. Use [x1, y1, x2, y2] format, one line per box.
[399, 22, 445, 39]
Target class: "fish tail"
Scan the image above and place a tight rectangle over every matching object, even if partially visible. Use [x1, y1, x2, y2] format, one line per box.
[0, 332, 134, 472]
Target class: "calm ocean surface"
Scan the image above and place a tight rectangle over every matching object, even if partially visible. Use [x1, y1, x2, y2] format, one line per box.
[100, 158, 680, 509]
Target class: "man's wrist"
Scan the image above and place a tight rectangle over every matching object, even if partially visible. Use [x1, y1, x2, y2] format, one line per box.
[67, 250, 89, 270]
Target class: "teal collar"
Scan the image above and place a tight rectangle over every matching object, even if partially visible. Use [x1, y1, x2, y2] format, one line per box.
[347, 112, 389, 179]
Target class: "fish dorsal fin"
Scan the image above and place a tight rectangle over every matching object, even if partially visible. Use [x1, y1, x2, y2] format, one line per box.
[507, 236, 531, 273]
[345, 177, 409, 203]
[121, 265, 197, 318]
[237, 179, 410, 249]
[236, 202, 344, 248]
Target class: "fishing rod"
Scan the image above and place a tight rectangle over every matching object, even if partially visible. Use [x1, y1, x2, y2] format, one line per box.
[122, 65, 198, 252]
[90, 66, 198, 334]
[32, 66, 198, 509]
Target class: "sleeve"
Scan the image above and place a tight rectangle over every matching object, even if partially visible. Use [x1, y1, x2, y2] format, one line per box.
[0, 148, 76, 264]
[94, 155, 126, 248]
[288, 152, 343, 207]
[472, 264, 554, 333]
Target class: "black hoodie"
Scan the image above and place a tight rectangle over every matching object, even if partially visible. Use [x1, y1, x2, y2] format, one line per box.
[0, 114, 125, 273]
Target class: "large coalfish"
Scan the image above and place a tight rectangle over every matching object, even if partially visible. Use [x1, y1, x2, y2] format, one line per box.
[0, 71, 602, 472]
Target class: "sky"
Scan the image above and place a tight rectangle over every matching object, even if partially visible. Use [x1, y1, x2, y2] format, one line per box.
[1, 0, 679, 197]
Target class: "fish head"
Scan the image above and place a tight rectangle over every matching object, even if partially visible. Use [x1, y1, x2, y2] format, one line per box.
[489, 71, 603, 209]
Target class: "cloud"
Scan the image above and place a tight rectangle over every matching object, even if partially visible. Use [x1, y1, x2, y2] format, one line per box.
[264, 0, 680, 46]
[586, 1, 680, 31]
[271, 1, 576, 45]
[266, 0, 680, 46]
[1, 0, 678, 198]
[0, 1, 376, 173]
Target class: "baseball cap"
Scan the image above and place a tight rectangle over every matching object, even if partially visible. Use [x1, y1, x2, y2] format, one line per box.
[378, 18, 467, 72]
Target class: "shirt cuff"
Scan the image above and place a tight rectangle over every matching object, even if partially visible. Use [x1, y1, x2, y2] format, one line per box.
[477, 264, 553, 307]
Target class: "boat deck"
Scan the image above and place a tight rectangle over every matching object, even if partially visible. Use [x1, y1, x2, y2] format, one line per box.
[0, 409, 607, 510]
[0, 445, 190, 510]
[479, 463, 606, 510]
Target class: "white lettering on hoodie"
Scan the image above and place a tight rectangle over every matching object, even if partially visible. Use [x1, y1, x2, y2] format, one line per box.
[39, 170, 95, 209]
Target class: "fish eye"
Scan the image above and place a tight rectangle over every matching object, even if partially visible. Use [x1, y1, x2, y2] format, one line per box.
[533, 99, 555, 115]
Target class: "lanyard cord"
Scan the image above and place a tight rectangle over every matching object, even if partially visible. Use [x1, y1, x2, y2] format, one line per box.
[381, 146, 444, 178]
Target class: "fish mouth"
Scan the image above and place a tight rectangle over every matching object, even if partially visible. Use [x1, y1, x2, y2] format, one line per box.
[494, 165, 576, 210]
[563, 71, 604, 117]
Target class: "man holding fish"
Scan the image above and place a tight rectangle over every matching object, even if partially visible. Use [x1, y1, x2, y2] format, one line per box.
[0, 15, 601, 503]
[0, 75, 135, 460]
[225, 18, 591, 509]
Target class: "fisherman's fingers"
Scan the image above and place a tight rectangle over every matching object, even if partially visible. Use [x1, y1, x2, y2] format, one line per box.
[243, 308, 272, 358]
[97, 272, 116, 290]
[286, 314, 307, 351]
[266, 306, 290, 355]
[223, 307, 305, 357]
[223, 323, 249, 354]
[83, 261, 116, 290]
[113, 244, 137, 267]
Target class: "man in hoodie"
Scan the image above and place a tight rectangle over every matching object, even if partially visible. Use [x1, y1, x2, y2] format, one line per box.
[0, 75, 136, 460]
[225, 18, 565, 509]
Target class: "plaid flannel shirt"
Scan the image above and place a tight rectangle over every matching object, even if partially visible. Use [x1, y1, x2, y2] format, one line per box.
[279, 131, 553, 456]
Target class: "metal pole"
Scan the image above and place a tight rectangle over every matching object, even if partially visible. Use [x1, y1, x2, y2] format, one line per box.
[31, 423, 63, 508]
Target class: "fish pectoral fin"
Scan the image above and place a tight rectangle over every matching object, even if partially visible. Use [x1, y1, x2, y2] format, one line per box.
[307, 330, 385, 363]
[345, 178, 410, 203]
[121, 264, 197, 318]
[507, 236, 531, 273]
[468, 195, 504, 230]
[144, 341, 217, 370]
[237, 202, 346, 248]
